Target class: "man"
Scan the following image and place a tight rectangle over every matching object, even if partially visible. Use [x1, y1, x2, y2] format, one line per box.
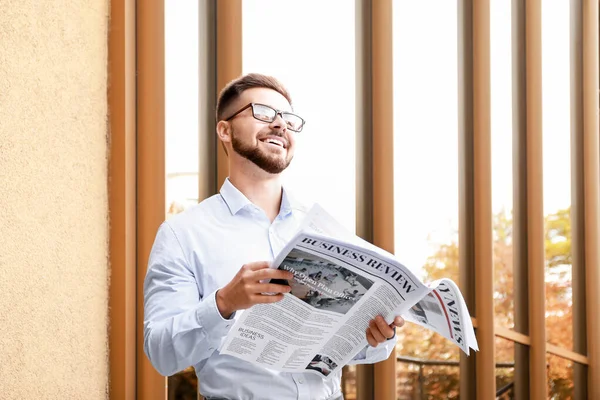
[143, 73, 405, 400]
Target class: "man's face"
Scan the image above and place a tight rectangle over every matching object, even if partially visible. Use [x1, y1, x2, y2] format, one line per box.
[226, 88, 297, 174]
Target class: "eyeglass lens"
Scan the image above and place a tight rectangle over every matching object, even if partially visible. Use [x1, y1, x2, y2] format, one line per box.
[252, 104, 303, 132]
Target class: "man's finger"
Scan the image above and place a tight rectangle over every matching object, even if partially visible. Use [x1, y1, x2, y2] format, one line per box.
[366, 330, 378, 347]
[257, 283, 292, 294]
[392, 316, 405, 328]
[368, 321, 387, 343]
[374, 316, 395, 338]
[244, 261, 271, 271]
[254, 268, 294, 281]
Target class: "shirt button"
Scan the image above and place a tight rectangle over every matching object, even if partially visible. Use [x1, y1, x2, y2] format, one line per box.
[298, 378, 304, 384]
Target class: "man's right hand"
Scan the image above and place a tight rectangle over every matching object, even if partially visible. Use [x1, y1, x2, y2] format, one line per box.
[216, 261, 294, 319]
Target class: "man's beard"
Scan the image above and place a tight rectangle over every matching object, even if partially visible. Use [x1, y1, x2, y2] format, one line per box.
[231, 130, 293, 174]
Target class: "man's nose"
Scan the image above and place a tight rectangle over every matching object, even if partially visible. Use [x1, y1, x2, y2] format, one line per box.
[269, 113, 288, 133]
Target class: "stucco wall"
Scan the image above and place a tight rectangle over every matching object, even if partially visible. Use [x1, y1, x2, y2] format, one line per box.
[0, 1, 109, 398]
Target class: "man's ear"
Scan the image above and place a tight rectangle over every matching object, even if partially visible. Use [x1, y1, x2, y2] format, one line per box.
[216, 120, 232, 156]
[216, 120, 232, 144]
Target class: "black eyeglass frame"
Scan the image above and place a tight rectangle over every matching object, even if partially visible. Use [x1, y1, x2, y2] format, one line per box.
[223, 102, 305, 132]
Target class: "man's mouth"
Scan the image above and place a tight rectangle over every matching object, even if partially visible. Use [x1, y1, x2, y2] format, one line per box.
[260, 137, 287, 149]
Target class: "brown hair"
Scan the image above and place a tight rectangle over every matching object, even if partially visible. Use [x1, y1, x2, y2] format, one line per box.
[216, 73, 293, 121]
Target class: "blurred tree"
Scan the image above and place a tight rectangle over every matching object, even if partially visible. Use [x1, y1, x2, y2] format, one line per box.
[396, 207, 574, 399]
[168, 366, 198, 400]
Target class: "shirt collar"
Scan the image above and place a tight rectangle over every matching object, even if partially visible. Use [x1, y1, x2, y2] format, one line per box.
[279, 185, 295, 216]
[219, 177, 301, 217]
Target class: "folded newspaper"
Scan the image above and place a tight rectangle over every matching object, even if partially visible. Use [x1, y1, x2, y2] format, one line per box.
[220, 204, 478, 379]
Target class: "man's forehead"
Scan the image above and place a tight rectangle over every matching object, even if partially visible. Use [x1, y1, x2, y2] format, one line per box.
[237, 88, 292, 111]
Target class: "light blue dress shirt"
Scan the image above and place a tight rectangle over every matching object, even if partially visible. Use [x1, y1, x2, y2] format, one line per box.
[143, 178, 396, 400]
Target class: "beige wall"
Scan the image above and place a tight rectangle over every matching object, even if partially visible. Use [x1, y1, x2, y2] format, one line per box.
[0, 1, 110, 398]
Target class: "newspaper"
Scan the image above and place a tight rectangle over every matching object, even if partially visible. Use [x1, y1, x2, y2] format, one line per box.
[220, 204, 478, 379]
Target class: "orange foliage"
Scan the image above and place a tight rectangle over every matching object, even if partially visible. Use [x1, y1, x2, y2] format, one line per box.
[395, 208, 574, 398]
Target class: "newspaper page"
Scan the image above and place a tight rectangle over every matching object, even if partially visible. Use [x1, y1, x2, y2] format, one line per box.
[298, 204, 478, 352]
[219, 205, 478, 379]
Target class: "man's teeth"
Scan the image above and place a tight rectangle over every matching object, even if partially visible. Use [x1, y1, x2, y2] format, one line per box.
[266, 139, 283, 147]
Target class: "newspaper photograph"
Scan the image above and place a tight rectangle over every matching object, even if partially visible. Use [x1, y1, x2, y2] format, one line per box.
[274, 248, 373, 314]
[219, 205, 478, 379]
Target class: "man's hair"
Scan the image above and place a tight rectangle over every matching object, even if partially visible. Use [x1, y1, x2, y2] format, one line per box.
[216, 73, 293, 121]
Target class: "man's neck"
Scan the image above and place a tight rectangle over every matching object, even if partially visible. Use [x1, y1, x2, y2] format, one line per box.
[229, 164, 283, 222]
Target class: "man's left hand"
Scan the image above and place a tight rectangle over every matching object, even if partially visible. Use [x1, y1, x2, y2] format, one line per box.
[366, 315, 405, 347]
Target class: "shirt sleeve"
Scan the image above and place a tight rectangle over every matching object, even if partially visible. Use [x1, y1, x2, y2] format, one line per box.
[143, 222, 234, 377]
[347, 330, 397, 365]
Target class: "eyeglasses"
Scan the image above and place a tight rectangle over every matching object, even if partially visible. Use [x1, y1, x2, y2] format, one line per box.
[224, 103, 305, 132]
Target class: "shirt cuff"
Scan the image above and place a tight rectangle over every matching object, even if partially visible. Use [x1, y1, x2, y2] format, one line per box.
[195, 290, 235, 351]
[355, 341, 395, 363]
[351, 331, 397, 364]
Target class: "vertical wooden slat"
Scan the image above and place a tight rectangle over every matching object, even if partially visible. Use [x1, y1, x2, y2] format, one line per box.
[582, 0, 600, 397]
[356, 0, 373, 245]
[198, 0, 217, 200]
[215, 0, 242, 188]
[371, 0, 396, 399]
[472, 0, 495, 398]
[512, 0, 531, 398]
[355, 0, 375, 398]
[371, 0, 394, 280]
[108, 0, 137, 398]
[570, 1, 588, 399]
[137, 0, 167, 399]
[524, 0, 547, 398]
[458, 0, 477, 398]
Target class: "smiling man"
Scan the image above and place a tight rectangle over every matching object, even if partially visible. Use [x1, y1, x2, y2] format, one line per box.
[143, 73, 404, 400]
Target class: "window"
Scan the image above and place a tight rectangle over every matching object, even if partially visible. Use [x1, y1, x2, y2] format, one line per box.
[242, 0, 357, 231]
[393, 1, 460, 397]
[491, 0, 515, 330]
[541, 0, 573, 351]
[165, 0, 200, 219]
